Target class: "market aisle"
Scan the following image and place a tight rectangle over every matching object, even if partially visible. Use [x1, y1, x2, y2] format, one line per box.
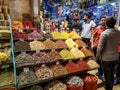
[97, 85, 120, 90]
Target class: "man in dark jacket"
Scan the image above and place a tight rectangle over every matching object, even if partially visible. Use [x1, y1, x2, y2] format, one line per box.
[96, 16, 120, 90]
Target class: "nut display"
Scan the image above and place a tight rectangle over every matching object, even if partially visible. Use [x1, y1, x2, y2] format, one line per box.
[60, 49, 75, 60]
[18, 70, 38, 86]
[40, 32, 53, 40]
[0, 71, 14, 87]
[65, 39, 78, 49]
[80, 48, 94, 57]
[35, 66, 54, 81]
[28, 31, 43, 40]
[32, 52, 50, 64]
[55, 40, 68, 49]
[70, 48, 85, 58]
[66, 76, 84, 87]
[43, 40, 57, 49]
[47, 51, 61, 62]
[31, 85, 43, 90]
[45, 80, 67, 90]
[29, 41, 45, 50]
[15, 53, 34, 67]
[14, 41, 31, 51]
[75, 39, 87, 47]
[50, 64, 68, 77]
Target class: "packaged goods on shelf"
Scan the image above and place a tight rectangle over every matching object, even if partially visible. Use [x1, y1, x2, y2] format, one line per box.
[32, 52, 50, 64]
[75, 39, 87, 47]
[61, 31, 70, 39]
[43, 40, 57, 49]
[14, 41, 31, 51]
[66, 76, 84, 90]
[70, 48, 85, 58]
[50, 64, 68, 77]
[35, 66, 54, 81]
[0, 26, 10, 30]
[60, 49, 75, 60]
[47, 51, 61, 62]
[51, 31, 62, 39]
[18, 70, 38, 86]
[80, 48, 94, 57]
[31, 85, 43, 90]
[40, 32, 53, 40]
[15, 53, 34, 67]
[0, 71, 14, 87]
[0, 42, 11, 48]
[29, 41, 45, 50]
[12, 21, 23, 30]
[65, 39, 78, 49]
[77, 60, 90, 71]
[13, 32, 28, 40]
[0, 52, 8, 62]
[45, 80, 67, 90]
[65, 62, 80, 73]
[28, 31, 43, 40]
[70, 31, 81, 39]
[55, 40, 68, 49]
[86, 60, 99, 69]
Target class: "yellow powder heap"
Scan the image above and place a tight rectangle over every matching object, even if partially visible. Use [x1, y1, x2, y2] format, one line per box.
[51, 31, 62, 39]
[60, 49, 75, 60]
[61, 31, 70, 39]
[65, 39, 78, 49]
[70, 48, 85, 58]
[70, 31, 81, 39]
[29, 41, 45, 50]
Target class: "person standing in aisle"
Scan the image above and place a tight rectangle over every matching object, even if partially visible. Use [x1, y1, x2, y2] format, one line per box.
[91, 16, 106, 81]
[81, 13, 96, 48]
[96, 16, 120, 90]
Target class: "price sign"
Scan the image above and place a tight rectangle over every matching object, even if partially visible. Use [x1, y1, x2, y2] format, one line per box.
[36, 49, 40, 53]
[21, 52, 26, 54]
[2, 64, 10, 69]
[19, 38, 24, 42]
[41, 64, 46, 68]
[56, 61, 60, 65]
[23, 67, 30, 73]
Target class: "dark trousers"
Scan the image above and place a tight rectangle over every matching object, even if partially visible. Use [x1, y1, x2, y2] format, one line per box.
[102, 60, 118, 90]
[82, 38, 91, 49]
[93, 47, 103, 75]
[116, 54, 120, 80]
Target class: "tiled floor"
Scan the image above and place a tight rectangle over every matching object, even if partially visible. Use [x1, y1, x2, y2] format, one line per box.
[97, 85, 120, 90]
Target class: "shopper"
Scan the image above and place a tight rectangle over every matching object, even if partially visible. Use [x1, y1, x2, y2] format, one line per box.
[81, 13, 96, 48]
[96, 16, 120, 90]
[91, 16, 106, 81]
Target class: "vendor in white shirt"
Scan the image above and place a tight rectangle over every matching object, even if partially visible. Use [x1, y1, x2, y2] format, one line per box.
[81, 13, 96, 48]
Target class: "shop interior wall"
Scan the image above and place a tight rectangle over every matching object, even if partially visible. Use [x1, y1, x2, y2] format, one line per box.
[8, 0, 32, 22]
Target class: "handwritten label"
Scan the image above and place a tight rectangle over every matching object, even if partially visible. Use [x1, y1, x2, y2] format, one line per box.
[21, 52, 26, 54]
[18, 29, 23, 32]
[2, 65, 10, 69]
[41, 64, 46, 68]
[56, 61, 60, 65]
[36, 49, 40, 53]
[19, 38, 24, 42]
[23, 67, 30, 73]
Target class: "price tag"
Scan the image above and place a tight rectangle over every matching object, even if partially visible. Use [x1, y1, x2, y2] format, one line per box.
[74, 45, 77, 48]
[2, 64, 10, 69]
[41, 64, 46, 68]
[43, 31, 47, 34]
[51, 49, 55, 52]
[56, 61, 60, 65]
[21, 52, 26, 54]
[26, 26, 29, 30]
[19, 38, 24, 42]
[36, 49, 40, 53]
[18, 29, 23, 32]
[15, 26, 18, 29]
[47, 38, 50, 41]
[23, 67, 30, 73]
[69, 60, 72, 62]
[80, 58, 83, 60]
[83, 46, 86, 48]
